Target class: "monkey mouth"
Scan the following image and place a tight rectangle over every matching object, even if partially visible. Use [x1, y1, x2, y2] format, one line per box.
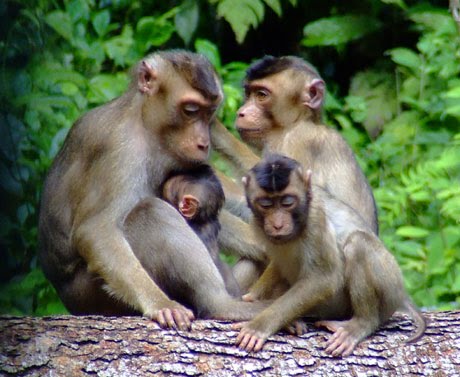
[237, 127, 262, 137]
[267, 234, 294, 244]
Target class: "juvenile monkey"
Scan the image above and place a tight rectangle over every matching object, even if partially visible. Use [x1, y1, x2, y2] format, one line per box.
[211, 55, 378, 288]
[236, 154, 426, 356]
[161, 165, 241, 298]
[39, 50, 263, 329]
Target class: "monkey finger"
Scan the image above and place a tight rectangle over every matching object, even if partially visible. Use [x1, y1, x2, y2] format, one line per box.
[156, 310, 167, 329]
[253, 337, 266, 352]
[162, 309, 178, 330]
[171, 309, 190, 331]
[242, 293, 255, 302]
[232, 321, 247, 330]
[237, 332, 253, 350]
[244, 335, 259, 352]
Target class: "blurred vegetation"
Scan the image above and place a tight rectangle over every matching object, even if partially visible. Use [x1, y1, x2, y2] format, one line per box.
[0, 0, 459, 315]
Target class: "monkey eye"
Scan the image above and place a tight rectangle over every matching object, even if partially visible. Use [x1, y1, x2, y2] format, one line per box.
[257, 197, 274, 208]
[183, 103, 200, 117]
[255, 89, 269, 101]
[281, 195, 297, 208]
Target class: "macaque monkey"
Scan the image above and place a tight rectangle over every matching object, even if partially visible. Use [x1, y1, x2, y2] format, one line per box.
[38, 50, 263, 329]
[211, 55, 378, 288]
[236, 154, 426, 356]
[161, 165, 241, 297]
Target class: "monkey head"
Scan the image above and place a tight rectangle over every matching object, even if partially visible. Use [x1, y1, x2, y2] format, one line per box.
[136, 51, 223, 165]
[161, 165, 225, 224]
[235, 56, 325, 149]
[243, 154, 312, 244]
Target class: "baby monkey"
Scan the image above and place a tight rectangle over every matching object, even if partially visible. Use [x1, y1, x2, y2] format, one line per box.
[162, 165, 241, 298]
[237, 154, 426, 356]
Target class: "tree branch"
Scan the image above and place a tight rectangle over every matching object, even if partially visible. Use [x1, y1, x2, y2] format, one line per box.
[1, 311, 459, 376]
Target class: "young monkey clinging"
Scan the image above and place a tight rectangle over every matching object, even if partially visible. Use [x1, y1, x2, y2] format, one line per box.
[162, 165, 241, 298]
[237, 154, 426, 357]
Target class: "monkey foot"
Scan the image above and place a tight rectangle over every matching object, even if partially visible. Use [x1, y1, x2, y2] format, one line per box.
[235, 323, 269, 352]
[315, 320, 359, 357]
[156, 306, 195, 331]
[286, 319, 308, 336]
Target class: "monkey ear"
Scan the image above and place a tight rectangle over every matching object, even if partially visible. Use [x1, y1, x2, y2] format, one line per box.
[302, 78, 325, 110]
[242, 175, 250, 188]
[302, 169, 312, 191]
[138, 61, 159, 96]
[179, 195, 199, 219]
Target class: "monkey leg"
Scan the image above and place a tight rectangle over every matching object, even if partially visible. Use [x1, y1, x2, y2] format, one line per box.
[318, 230, 403, 357]
[125, 198, 265, 322]
[58, 266, 138, 316]
[233, 258, 266, 293]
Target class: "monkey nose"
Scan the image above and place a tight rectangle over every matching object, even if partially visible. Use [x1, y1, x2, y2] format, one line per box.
[197, 142, 209, 153]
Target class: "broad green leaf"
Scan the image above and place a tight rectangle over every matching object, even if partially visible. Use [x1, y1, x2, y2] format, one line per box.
[45, 11, 73, 42]
[136, 17, 175, 49]
[60, 82, 79, 96]
[195, 39, 221, 70]
[175, 0, 199, 45]
[396, 226, 430, 238]
[104, 26, 134, 66]
[263, 0, 282, 16]
[409, 9, 456, 34]
[92, 10, 111, 37]
[444, 86, 460, 98]
[66, 0, 90, 22]
[217, 0, 264, 44]
[387, 48, 421, 72]
[302, 15, 381, 47]
[87, 73, 129, 104]
[380, 0, 407, 9]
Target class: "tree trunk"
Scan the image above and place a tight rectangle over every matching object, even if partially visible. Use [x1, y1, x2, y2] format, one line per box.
[1, 311, 459, 376]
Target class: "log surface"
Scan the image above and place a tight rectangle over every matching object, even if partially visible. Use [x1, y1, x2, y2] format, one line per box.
[1, 311, 459, 376]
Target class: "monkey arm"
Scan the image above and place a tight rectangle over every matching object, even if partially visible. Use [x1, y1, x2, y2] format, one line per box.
[218, 210, 267, 262]
[236, 275, 337, 352]
[211, 120, 260, 173]
[72, 205, 195, 331]
[246, 261, 284, 301]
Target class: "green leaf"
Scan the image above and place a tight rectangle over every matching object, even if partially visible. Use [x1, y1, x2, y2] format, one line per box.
[217, 0, 265, 44]
[104, 26, 134, 67]
[175, 0, 199, 45]
[66, 0, 90, 22]
[136, 17, 175, 49]
[380, 0, 407, 9]
[263, 0, 282, 16]
[386, 48, 421, 72]
[396, 226, 430, 238]
[92, 10, 111, 37]
[195, 39, 221, 70]
[87, 73, 129, 104]
[45, 11, 73, 42]
[302, 15, 381, 47]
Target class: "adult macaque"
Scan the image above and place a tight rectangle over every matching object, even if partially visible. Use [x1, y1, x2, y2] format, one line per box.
[38, 50, 263, 329]
[236, 154, 426, 356]
[161, 165, 241, 298]
[211, 55, 378, 288]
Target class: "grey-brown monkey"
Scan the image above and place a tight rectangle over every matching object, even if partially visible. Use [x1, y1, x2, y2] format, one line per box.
[236, 154, 426, 357]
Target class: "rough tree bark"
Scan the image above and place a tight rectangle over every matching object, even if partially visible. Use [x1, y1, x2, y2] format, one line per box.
[1, 311, 459, 376]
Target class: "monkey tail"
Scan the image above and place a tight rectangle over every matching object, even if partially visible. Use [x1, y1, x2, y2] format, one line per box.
[402, 300, 427, 344]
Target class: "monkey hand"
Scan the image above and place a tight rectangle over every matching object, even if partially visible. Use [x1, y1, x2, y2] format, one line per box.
[151, 302, 195, 331]
[285, 319, 308, 336]
[242, 292, 257, 302]
[234, 321, 270, 352]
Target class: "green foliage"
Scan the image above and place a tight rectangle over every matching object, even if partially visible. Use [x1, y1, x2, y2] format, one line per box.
[212, 0, 287, 43]
[332, 6, 460, 309]
[302, 14, 382, 47]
